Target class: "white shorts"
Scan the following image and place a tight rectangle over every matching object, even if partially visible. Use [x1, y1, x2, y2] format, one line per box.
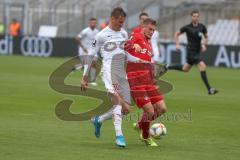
[78, 48, 88, 56]
[78, 48, 98, 65]
[101, 67, 131, 104]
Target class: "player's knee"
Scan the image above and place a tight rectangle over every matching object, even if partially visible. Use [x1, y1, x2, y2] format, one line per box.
[91, 63, 96, 68]
[157, 106, 166, 115]
[145, 110, 155, 121]
[122, 105, 131, 115]
[154, 101, 167, 115]
[202, 64, 206, 70]
[200, 66, 206, 71]
[199, 62, 206, 71]
[160, 106, 167, 114]
[183, 68, 190, 72]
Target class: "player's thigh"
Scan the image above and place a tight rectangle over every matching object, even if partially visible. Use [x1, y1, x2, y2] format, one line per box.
[198, 61, 206, 71]
[142, 102, 155, 115]
[102, 70, 130, 111]
[145, 85, 162, 103]
[107, 92, 121, 105]
[129, 85, 151, 109]
[121, 101, 131, 115]
[78, 48, 84, 59]
[102, 69, 118, 101]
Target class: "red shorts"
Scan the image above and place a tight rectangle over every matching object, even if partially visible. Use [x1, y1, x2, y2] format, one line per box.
[130, 85, 163, 108]
[127, 69, 163, 108]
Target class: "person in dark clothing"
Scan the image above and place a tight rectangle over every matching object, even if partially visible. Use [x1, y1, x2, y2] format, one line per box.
[168, 10, 218, 95]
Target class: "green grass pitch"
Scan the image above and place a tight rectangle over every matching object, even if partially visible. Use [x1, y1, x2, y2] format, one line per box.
[0, 55, 239, 160]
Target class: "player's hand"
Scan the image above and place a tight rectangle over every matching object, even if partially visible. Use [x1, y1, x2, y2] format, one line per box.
[176, 44, 181, 51]
[201, 44, 207, 52]
[83, 48, 88, 53]
[133, 43, 142, 53]
[81, 75, 88, 91]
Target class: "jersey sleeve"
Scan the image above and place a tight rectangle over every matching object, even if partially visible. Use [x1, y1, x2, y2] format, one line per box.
[180, 25, 187, 34]
[202, 24, 207, 34]
[78, 29, 87, 39]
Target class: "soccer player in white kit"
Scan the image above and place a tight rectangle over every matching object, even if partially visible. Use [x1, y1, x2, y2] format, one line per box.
[81, 7, 141, 148]
[74, 18, 99, 85]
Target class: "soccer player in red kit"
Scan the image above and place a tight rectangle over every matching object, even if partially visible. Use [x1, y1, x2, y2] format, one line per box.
[133, 12, 168, 76]
[125, 18, 167, 146]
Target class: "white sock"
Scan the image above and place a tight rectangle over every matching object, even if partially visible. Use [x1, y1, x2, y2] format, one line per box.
[99, 107, 113, 123]
[90, 67, 96, 82]
[112, 105, 123, 136]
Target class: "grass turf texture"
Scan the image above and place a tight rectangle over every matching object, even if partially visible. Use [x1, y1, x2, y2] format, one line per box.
[0, 55, 239, 160]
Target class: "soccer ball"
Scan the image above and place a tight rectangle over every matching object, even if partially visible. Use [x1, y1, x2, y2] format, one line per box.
[150, 123, 167, 139]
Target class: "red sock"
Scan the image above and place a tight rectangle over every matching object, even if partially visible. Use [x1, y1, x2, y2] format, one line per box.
[138, 113, 149, 139]
[138, 112, 158, 139]
[142, 121, 150, 139]
[138, 112, 148, 130]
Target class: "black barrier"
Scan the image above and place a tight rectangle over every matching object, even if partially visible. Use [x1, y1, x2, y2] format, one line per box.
[0, 35, 239, 68]
[0, 35, 78, 57]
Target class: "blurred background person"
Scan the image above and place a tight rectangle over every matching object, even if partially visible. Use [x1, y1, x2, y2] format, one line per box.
[9, 18, 21, 37]
[0, 20, 5, 36]
[168, 10, 218, 95]
[73, 17, 99, 86]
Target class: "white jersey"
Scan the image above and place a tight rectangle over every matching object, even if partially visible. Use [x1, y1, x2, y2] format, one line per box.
[77, 27, 99, 55]
[151, 30, 160, 62]
[89, 26, 128, 73]
[88, 26, 131, 103]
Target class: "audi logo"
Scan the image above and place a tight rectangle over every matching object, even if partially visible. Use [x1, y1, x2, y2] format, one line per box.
[21, 36, 53, 57]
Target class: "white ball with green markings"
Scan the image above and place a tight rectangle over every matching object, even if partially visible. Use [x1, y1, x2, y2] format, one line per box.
[150, 123, 167, 139]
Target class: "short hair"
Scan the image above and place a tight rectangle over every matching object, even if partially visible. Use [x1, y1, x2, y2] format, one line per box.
[89, 18, 97, 21]
[12, 18, 17, 22]
[110, 7, 127, 18]
[143, 18, 156, 26]
[139, 12, 149, 19]
[191, 10, 199, 16]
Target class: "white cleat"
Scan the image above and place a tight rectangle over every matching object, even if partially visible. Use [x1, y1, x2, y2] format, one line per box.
[89, 82, 98, 86]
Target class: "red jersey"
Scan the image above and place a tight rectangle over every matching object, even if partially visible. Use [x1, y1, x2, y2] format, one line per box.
[125, 27, 163, 108]
[125, 31, 153, 62]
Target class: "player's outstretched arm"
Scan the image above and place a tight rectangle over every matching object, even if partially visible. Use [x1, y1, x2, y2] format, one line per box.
[174, 31, 182, 51]
[201, 33, 208, 52]
[76, 37, 88, 53]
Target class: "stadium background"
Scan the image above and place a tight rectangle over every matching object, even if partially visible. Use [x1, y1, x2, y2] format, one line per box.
[0, 0, 240, 160]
